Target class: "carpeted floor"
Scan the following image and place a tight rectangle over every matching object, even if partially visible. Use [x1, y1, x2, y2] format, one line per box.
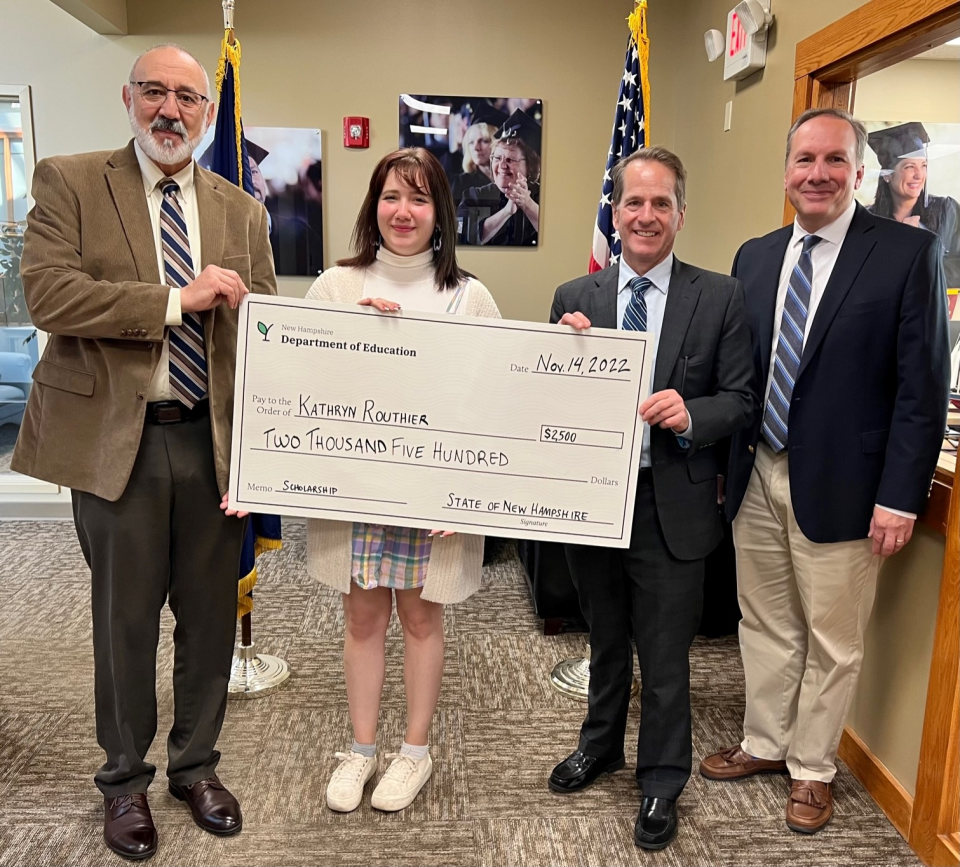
[0, 519, 919, 867]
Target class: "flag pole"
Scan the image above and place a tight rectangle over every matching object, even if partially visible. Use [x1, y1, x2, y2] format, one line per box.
[215, 0, 290, 699]
[551, 0, 650, 701]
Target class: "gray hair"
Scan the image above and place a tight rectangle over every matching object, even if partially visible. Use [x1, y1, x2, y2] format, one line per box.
[785, 108, 867, 166]
[611, 146, 687, 210]
[128, 43, 212, 100]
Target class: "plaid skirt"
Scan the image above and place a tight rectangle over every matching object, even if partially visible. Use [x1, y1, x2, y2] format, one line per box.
[350, 522, 433, 590]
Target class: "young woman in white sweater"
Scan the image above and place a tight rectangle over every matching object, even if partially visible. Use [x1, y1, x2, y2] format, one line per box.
[305, 148, 500, 813]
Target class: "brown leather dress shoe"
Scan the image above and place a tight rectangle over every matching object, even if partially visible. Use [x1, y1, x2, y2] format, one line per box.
[168, 775, 242, 836]
[786, 779, 833, 833]
[700, 745, 788, 780]
[103, 793, 158, 861]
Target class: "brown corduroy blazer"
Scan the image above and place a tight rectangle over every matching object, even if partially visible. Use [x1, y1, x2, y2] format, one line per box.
[12, 140, 277, 501]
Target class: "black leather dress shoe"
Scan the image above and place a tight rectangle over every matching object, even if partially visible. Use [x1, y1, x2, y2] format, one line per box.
[634, 796, 678, 850]
[548, 750, 625, 793]
[168, 775, 242, 836]
[103, 793, 158, 861]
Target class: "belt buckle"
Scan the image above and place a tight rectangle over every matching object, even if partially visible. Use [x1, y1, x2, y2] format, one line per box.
[154, 403, 184, 424]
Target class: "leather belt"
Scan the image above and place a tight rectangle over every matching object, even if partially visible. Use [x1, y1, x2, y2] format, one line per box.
[145, 399, 209, 425]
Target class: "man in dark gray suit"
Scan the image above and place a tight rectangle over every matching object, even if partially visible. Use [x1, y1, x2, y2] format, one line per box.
[547, 147, 756, 850]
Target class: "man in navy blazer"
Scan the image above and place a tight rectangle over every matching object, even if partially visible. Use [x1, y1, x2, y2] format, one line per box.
[700, 108, 950, 834]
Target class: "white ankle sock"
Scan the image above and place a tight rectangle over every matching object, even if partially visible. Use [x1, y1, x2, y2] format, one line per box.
[400, 741, 429, 761]
[351, 740, 376, 758]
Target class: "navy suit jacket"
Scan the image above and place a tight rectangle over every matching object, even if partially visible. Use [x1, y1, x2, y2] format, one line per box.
[726, 204, 951, 543]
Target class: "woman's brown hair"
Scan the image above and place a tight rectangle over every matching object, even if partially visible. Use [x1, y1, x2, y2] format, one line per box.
[337, 147, 468, 291]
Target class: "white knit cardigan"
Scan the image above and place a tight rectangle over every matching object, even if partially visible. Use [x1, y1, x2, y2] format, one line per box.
[303, 265, 502, 604]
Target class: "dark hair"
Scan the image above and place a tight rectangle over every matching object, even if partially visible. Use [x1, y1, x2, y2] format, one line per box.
[337, 147, 468, 290]
[786, 108, 867, 166]
[871, 176, 940, 233]
[611, 146, 687, 209]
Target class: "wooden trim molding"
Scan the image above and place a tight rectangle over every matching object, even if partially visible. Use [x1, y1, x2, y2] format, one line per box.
[910, 473, 960, 867]
[839, 726, 914, 838]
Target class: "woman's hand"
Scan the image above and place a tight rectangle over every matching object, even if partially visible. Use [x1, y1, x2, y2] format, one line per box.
[505, 175, 539, 230]
[429, 529, 457, 537]
[220, 492, 249, 519]
[358, 298, 402, 313]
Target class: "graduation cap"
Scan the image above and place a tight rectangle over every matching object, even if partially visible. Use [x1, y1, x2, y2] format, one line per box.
[496, 108, 541, 153]
[245, 138, 270, 167]
[463, 100, 508, 129]
[867, 122, 929, 171]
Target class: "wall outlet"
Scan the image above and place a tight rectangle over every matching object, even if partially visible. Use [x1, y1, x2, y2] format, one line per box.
[724, 100, 733, 132]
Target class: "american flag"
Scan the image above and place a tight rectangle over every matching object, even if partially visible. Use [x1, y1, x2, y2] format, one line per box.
[589, 16, 649, 273]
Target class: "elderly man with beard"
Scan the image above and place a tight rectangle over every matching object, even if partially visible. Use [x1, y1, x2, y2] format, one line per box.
[13, 44, 276, 861]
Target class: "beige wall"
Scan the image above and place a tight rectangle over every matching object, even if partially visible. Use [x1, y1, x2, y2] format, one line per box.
[847, 527, 944, 798]
[665, 0, 869, 272]
[1, 0, 687, 322]
[855, 59, 960, 124]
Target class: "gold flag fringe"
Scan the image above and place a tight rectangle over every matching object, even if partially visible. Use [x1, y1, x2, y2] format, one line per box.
[628, 0, 651, 145]
[214, 32, 245, 188]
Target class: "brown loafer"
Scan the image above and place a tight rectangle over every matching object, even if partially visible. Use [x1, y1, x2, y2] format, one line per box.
[700, 745, 788, 780]
[168, 775, 242, 836]
[104, 793, 158, 861]
[786, 779, 833, 833]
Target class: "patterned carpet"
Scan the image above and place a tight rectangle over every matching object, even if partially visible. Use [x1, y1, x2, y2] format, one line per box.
[0, 519, 919, 867]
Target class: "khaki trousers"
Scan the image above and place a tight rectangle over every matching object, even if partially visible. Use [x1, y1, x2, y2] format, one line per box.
[733, 442, 881, 782]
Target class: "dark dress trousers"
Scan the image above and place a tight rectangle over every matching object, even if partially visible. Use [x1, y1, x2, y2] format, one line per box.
[550, 259, 757, 800]
[726, 203, 951, 539]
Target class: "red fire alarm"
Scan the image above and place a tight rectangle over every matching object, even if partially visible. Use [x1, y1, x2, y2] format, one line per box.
[343, 117, 369, 149]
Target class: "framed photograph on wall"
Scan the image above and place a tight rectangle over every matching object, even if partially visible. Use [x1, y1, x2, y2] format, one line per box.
[855, 121, 960, 305]
[399, 94, 542, 247]
[198, 126, 323, 277]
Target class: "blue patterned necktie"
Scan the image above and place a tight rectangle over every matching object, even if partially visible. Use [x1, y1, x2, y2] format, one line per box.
[158, 178, 208, 409]
[622, 276, 652, 331]
[762, 234, 822, 452]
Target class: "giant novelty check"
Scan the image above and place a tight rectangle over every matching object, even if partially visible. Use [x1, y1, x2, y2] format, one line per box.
[228, 296, 653, 547]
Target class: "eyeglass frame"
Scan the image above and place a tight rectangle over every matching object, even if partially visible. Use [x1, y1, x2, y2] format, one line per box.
[129, 81, 210, 111]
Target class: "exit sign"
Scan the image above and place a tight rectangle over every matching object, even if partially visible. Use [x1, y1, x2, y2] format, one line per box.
[723, 7, 767, 81]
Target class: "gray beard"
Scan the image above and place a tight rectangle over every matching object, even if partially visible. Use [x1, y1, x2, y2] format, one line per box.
[128, 106, 207, 167]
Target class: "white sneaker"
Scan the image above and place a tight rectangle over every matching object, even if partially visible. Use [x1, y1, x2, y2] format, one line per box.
[326, 751, 377, 812]
[370, 752, 433, 811]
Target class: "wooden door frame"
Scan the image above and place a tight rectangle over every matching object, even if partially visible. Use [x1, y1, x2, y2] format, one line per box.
[789, 3, 960, 865]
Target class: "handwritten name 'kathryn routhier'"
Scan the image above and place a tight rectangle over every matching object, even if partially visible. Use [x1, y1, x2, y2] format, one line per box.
[280, 334, 417, 357]
[299, 396, 430, 427]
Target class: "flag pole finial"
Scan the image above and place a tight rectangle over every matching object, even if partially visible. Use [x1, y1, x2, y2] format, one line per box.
[222, 0, 236, 44]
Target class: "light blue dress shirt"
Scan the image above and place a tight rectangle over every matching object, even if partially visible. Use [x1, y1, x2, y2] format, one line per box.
[617, 253, 691, 467]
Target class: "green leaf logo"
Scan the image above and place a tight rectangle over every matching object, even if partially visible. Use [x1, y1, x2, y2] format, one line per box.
[257, 321, 273, 341]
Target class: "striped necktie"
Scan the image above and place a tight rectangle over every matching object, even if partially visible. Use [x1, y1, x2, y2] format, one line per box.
[761, 234, 822, 452]
[158, 178, 208, 409]
[622, 276, 652, 331]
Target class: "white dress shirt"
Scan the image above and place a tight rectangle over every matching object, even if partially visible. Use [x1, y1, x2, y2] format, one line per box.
[768, 200, 912, 519]
[133, 142, 199, 401]
[617, 253, 691, 468]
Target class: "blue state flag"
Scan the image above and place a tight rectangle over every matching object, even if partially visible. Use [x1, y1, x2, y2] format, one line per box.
[208, 32, 282, 616]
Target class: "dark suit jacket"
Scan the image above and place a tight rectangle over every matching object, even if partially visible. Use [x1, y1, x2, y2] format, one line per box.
[726, 204, 950, 542]
[550, 258, 757, 561]
[12, 140, 277, 501]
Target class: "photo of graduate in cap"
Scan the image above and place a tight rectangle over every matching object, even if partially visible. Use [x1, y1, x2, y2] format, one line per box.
[865, 120, 960, 289]
[198, 128, 324, 277]
[450, 100, 508, 202]
[457, 107, 542, 247]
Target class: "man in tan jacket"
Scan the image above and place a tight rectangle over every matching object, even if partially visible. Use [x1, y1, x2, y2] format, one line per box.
[14, 44, 276, 861]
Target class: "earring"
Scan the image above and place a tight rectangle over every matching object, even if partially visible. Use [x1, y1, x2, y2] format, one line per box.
[432, 227, 442, 253]
[373, 232, 383, 249]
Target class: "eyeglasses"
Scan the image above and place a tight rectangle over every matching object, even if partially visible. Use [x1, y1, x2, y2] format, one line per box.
[491, 153, 526, 168]
[130, 81, 209, 112]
